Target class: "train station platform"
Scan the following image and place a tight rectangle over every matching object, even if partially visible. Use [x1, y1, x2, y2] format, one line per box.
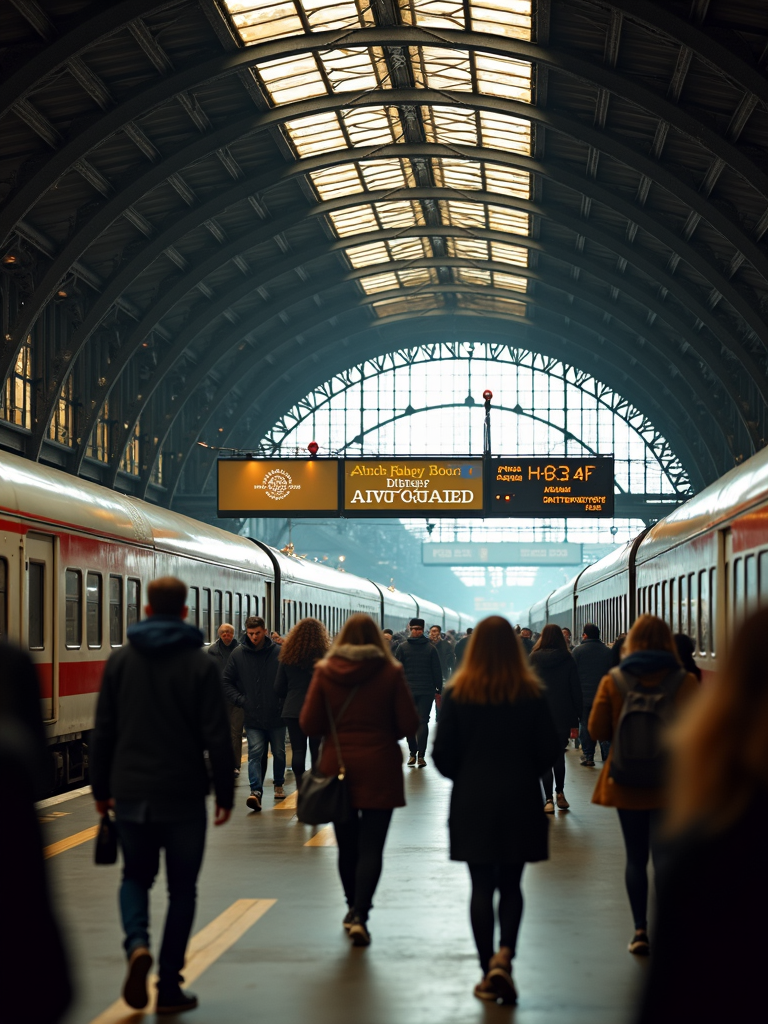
[43, 746, 646, 1024]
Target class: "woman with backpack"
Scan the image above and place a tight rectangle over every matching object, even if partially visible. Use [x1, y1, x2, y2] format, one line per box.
[432, 617, 560, 1005]
[529, 624, 583, 813]
[299, 614, 418, 947]
[588, 614, 699, 956]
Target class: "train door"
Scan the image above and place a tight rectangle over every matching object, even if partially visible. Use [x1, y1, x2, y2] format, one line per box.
[25, 533, 58, 723]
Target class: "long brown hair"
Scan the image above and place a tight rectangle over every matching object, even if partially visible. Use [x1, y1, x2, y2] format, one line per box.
[449, 616, 541, 704]
[531, 623, 568, 653]
[324, 613, 397, 665]
[624, 613, 681, 661]
[279, 617, 330, 666]
[666, 609, 768, 834]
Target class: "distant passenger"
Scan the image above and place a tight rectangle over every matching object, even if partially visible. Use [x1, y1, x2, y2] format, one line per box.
[588, 614, 698, 956]
[611, 633, 628, 667]
[562, 627, 574, 651]
[573, 624, 614, 767]
[382, 628, 394, 647]
[637, 609, 768, 1023]
[519, 627, 534, 655]
[223, 616, 285, 811]
[673, 633, 702, 681]
[429, 623, 456, 682]
[300, 613, 418, 947]
[433, 617, 560, 1005]
[530, 625, 583, 813]
[208, 623, 241, 775]
[274, 618, 330, 790]
[92, 576, 233, 1015]
[454, 627, 473, 667]
[396, 617, 443, 767]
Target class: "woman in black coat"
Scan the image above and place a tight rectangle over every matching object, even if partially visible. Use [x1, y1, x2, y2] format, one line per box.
[433, 617, 560, 1006]
[274, 618, 329, 788]
[530, 624, 583, 813]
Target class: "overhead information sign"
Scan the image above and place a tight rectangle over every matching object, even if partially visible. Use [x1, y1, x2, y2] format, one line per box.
[217, 458, 340, 517]
[422, 542, 583, 566]
[490, 457, 615, 517]
[344, 459, 483, 517]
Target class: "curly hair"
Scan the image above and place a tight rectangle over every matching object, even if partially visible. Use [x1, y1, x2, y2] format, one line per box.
[279, 617, 330, 666]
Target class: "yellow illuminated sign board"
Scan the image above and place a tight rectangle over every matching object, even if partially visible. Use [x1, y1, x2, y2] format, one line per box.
[343, 459, 484, 516]
[217, 459, 340, 517]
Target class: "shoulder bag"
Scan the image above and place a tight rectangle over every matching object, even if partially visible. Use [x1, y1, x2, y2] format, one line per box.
[297, 687, 359, 826]
[94, 812, 118, 864]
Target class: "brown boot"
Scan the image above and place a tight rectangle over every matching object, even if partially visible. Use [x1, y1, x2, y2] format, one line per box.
[487, 949, 517, 1005]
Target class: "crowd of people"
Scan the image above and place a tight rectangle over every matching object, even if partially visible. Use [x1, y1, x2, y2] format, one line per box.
[6, 578, 766, 1022]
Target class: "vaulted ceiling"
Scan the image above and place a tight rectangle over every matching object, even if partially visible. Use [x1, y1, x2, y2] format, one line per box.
[1, 0, 767, 507]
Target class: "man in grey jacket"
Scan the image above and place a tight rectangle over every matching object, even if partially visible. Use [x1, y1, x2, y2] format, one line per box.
[208, 623, 241, 774]
[572, 623, 614, 766]
[396, 618, 443, 767]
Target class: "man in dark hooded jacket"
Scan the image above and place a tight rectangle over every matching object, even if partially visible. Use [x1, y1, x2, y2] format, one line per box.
[396, 618, 443, 767]
[92, 576, 233, 1017]
[222, 615, 284, 811]
[572, 623, 614, 765]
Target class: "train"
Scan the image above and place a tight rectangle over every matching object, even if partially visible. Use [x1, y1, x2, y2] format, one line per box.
[0, 450, 473, 790]
[527, 444, 768, 682]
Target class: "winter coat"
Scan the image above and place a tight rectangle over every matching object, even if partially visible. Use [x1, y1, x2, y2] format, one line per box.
[529, 648, 583, 740]
[300, 644, 419, 810]
[208, 635, 239, 673]
[432, 637, 456, 681]
[520, 636, 534, 656]
[572, 638, 614, 707]
[222, 634, 282, 729]
[274, 661, 314, 719]
[433, 689, 561, 863]
[92, 616, 234, 811]
[454, 634, 471, 667]
[396, 634, 444, 696]
[588, 664, 699, 810]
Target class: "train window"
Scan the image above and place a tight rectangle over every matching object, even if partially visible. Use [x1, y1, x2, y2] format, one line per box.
[202, 589, 211, 644]
[262, 596, 267, 622]
[745, 554, 757, 614]
[225, 591, 232, 625]
[733, 558, 743, 624]
[709, 567, 717, 655]
[244, 595, 250, 620]
[234, 594, 242, 631]
[214, 591, 222, 633]
[0, 557, 6, 640]
[86, 572, 102, 648]
[698, 569, 708, 655]
[188, 587, 198, 628]
[680, 576, 688, 636]
[65, 569, 82, 647]
[688, 572, 697, 642]
[759, 552, 768, 607]
[28, 561, 45, 649]
[670, 577, 678, 632]
[127, 579, 140, 626]
[109, 576, 123, 647]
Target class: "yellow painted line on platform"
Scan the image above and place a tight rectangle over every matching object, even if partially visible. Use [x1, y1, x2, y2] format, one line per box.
[87, 898, 276, 1024]
[272, 790, 298, 811]
[44, 825, 98, 859]
[304, 825, 337, 847]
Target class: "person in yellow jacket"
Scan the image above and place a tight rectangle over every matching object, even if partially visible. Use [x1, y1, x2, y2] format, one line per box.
[588, 614, 699, 956]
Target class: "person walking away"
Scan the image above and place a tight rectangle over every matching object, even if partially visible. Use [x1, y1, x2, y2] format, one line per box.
[433, 617, 560, 1004]
[588, 614, 698, 956]
[275, 617, 330, 789]
[223, 616, 285, 811]
[396, 617, 443, 767]
[91, 577, 233, 1015]
[429, 624, 456, 682]
[673, 632, 702, 681]
[530, 625, 582, 813]
[208, 622, 241, 775]
[636, 609, 768, 1023]
[454, 627, 473, 668]
[573, 623, 614, 767]
[300, 614, 418, 946]
[519, 627, 534, 655]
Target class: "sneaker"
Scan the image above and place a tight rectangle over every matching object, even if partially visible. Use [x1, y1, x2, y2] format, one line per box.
[543, 799, 555, 814]
[556, 792, 570, 810]
[487, 951, 517, 1005]
[473, 974, 497, 1002]
[407, 754, 417, 766]
[122, 946, 152, 1010]
[628, 931, 650, 956]
[343, 909, 355, 932]
[246, 792, 262, 811]
[156, 989, 199, 1015]
[274, 785, 286, 800]
[417, 756, 427, 768]
[580, 757, 595, 767]
[348, 917, 371, 947]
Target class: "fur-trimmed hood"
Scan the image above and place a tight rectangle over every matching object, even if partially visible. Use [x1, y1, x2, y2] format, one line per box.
[318, 643, 395, 687]
[329, 643, 386, 662]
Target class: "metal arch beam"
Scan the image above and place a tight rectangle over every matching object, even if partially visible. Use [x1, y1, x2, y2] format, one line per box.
[179, 313, 715, 500]
[2, 37, 767, 273]
[111, 245, 757, 480]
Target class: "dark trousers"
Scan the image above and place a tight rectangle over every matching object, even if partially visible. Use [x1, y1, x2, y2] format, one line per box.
[541, 748, 566, 799]
[467, 862, 525, 972]
[407, 694, 434, 755]
[115, 811, 206, 994]
[580, 706, 610, 761]
[229, 704, 244, 768]
[284, 718, 321, 787]
[617, 808, 662, 931]
[333, 808, 393, 922]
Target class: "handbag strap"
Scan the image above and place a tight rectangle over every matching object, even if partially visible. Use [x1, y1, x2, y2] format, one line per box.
[324, 687, 359, 779]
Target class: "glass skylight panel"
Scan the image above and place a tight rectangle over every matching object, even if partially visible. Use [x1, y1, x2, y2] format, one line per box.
[343, 106, 401, 147]
[360, 271, 400, 294]
[439, 200, 487, 228]
[373, 294, 441, 317]
[457, 294, 526, 315]
[488, 205, 529, 235]
[491, 241, 528, 266]
[360, 159, 415, 192]
[222, 1, 373, 45]
[344, 237, 432, 268]
[484, 164, 530, 198]
[329, 205, 380, 236]
[479, 111, 532, 154]
[345, 241, 391, 267]
[475, 53, 532, 102]
[456, 267, 491, 286]
[302, 0, 373, 32]
[423, 105, 479, 147]
[257, 53, 327, 105]
[468, 0, 532, 40]
[387, 237, 431, 260]
[434, 158, 484, 192]
[283, 111, 346, 157]
[319, 48, 383, 94]
[397, 266, 436, 287]
[375, 200, 426, 228]
[404, 0, 465, 30]
[494, 271, 527, 292]
[447, 237, 489, 260]
[413, 48, 473, 92]
[310, 163, 363, 200]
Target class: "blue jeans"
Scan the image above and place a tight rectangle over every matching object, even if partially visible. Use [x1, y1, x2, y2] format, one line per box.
[580, 708, 610, 761]
[245, 726, 286, 793]
[115, 811, 206, 993]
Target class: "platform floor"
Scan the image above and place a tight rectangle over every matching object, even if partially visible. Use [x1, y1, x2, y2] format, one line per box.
[42, 745, 649, 1024]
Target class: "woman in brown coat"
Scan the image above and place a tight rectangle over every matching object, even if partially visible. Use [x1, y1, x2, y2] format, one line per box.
[300, 613, 419, 947]
[588, 614, 699, 956]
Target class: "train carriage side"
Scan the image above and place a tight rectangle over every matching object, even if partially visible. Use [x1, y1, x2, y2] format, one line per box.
[442, 606, 461, 635]
[457, 611, 475, 634]
[269, 551, 381, 637]
[545, 575, 583, 634]
[574, 536, 643, 645]
[412, 594, 444, 633]
[373, 584, 418, 632]
[528, 595, 550, 633]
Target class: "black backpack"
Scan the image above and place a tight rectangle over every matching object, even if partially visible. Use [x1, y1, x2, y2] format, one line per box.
[608, 666, 687, 787]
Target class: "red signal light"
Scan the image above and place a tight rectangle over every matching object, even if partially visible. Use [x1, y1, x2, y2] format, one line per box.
[483, 389, 493, 401]
[307, 441, 319, 458]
